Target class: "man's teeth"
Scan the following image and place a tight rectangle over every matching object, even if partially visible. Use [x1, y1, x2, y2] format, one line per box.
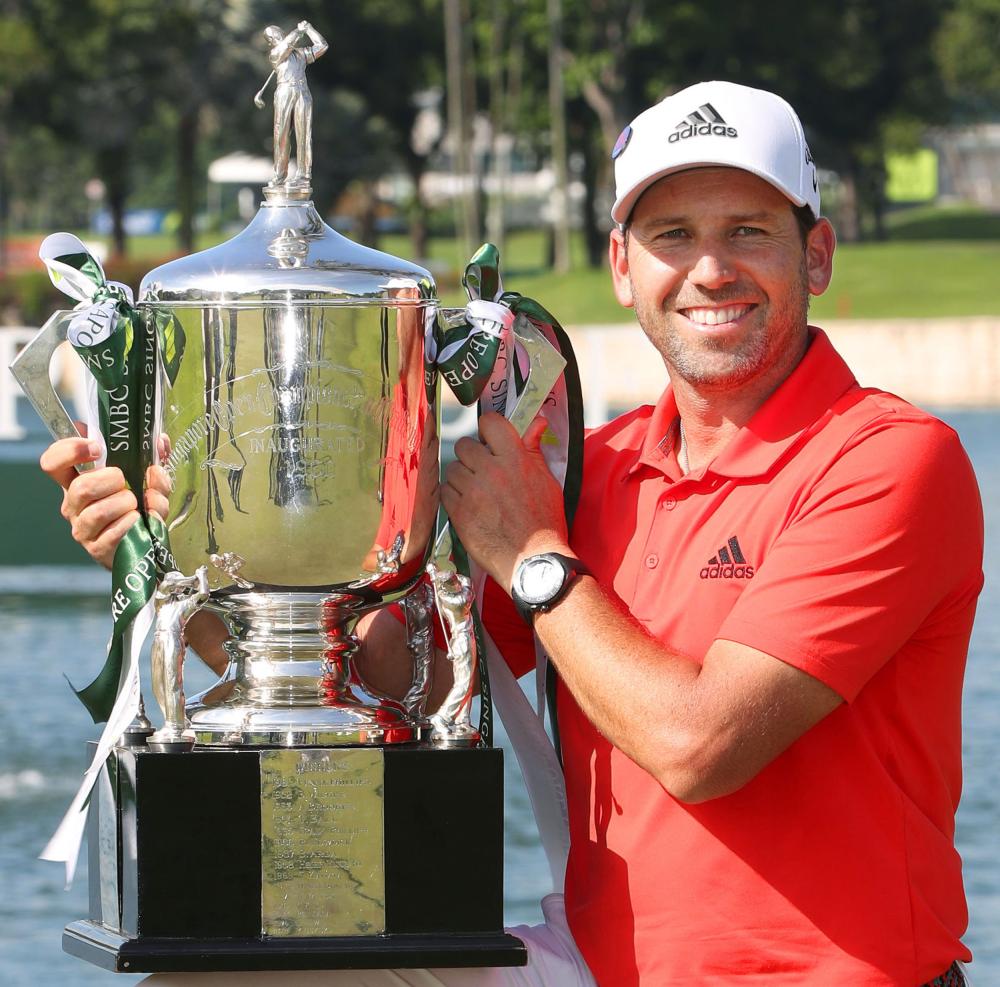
[684, 305, 751, 326]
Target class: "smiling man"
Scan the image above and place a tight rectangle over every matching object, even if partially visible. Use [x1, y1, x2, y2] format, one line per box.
[43, 82, 983, 986]
[442, 81, 983, 985]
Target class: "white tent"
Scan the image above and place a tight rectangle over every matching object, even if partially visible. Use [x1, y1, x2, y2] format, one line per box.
[208, 152, 294, 185]
[206, 154, 297, 220]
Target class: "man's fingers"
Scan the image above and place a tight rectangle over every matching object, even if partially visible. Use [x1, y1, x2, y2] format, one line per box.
[145, 490, 170, 522]
[522, 415, 549, 452]
[452, 435, 493, 471]
[61, 467, 128, 518]
[156, 432, 172, 461]
[39, 435, 102, 490]
[477, 412, 519, 453]
[443, 459, 476, 497]
[71, 488, 138, 545]
[88, 510, 142, 570]
[144, 465, 172, 521]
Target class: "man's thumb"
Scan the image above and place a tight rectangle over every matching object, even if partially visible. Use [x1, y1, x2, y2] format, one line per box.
[523, 415, 549, 452]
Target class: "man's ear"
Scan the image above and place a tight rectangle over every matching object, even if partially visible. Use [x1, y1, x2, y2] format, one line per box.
[806, 218, 836, 297]
[608, 228, 634, 308]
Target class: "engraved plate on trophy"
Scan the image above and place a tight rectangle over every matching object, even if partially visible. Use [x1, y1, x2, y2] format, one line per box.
[260, 749, 386, 937]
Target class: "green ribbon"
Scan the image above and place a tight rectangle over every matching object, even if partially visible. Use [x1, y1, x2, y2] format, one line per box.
[42, 237, 177, 723]
[431, 244, 508, 407]
[431, 243, 583, 751]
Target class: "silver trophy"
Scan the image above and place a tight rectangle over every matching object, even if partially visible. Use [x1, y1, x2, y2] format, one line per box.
[11, 22, 566, 971]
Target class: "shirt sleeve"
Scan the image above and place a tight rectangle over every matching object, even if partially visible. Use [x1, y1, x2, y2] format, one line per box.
[717, 413, 984, 701]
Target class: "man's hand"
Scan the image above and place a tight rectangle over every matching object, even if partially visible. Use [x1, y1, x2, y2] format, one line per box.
[39, 426, 171, 570]
[441, 411, 569, 590]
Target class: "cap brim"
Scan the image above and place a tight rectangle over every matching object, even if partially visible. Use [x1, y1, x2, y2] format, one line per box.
[612, 159, 810, 225]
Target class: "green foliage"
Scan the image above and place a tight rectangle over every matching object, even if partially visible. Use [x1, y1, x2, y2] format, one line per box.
[936, 0, 1000, 114]
[1, 0, 999, 263]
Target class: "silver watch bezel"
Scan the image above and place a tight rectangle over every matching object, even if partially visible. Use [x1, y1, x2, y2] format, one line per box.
[512, 554, 567, 607]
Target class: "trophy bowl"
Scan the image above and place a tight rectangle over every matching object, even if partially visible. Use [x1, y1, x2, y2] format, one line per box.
[141, 191, 442, 746]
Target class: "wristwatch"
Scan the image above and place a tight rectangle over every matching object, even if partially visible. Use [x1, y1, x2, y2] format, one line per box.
[511, 553, 590, 624]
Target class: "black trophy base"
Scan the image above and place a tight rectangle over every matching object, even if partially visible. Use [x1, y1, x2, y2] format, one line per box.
[71, 742, 526, 973]
[64, 920, 526, 973]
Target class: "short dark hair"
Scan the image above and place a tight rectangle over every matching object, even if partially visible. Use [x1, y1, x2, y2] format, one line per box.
[792, 204, 817, 245]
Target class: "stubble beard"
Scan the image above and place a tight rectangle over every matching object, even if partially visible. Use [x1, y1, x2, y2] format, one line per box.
[630, 260, 811, 389]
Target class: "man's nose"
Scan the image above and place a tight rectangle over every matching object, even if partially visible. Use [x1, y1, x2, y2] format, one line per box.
[688, 246, 737, 289]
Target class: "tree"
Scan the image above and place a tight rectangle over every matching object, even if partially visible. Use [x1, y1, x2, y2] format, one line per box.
[936, 0, 1000, 115]
[267, 0, 446, 256]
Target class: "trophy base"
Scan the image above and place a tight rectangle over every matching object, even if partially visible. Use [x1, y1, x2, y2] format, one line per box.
[190, 701, 418, 746]
[72, 742, 525, 973]
[64, 921, 526, 973]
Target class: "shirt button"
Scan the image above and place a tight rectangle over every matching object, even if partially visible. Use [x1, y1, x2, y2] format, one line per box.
[662, 498, 676, 511]
[645, 553, 659, 569]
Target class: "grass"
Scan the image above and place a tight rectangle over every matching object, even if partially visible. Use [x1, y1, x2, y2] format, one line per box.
[811, 240, 1000, 321]
[18, 204, 1000, 324]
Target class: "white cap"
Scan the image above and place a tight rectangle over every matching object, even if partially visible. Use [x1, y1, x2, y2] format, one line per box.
[611, 80, 820, 224]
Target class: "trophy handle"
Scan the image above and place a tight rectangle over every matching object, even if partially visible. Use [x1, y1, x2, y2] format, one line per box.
[9, 310, 93, 472]
[427, 562, 480, 746]
[148, 567, 210, 753]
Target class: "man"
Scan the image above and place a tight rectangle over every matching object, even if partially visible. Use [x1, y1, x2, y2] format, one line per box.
[43, 82, 981, 985]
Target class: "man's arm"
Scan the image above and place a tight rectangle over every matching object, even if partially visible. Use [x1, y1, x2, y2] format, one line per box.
[272, 22, 327, 66]
[532, 581, 840, 803]
[443, 412, 843, 803]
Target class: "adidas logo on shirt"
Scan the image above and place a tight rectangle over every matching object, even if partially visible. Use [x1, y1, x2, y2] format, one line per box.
[700, 536, 754, 580]
[669, 102, 738, 143]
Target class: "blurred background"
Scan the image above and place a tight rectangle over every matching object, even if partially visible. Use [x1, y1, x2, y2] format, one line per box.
[0, 0, 999, 984]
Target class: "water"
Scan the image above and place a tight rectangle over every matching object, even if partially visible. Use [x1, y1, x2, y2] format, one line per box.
[0, 409, 998, 985]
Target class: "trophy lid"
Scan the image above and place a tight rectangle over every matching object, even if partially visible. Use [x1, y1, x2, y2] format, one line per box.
[140, 20, 433, 308]
[139, 200, 435, 307]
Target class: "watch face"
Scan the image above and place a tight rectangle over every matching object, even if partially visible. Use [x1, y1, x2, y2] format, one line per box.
[517, 555, 564, 605]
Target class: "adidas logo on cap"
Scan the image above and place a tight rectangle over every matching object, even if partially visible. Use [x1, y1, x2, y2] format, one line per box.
[669, 102, 738, 144]
[699, 536, 754, 580]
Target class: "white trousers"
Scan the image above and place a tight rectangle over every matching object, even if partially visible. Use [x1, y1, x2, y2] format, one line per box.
[141, 893, 595, 987]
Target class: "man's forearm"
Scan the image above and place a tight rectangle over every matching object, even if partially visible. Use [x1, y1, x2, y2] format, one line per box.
[305, 24, 328, 56]
[530, 572, 841, 803]
[531, 575, 706, 795]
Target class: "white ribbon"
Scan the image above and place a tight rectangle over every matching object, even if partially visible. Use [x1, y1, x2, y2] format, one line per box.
[481, 618, 571, 892]
[35, 246, 153, 884]
[40, 608, 150, 886]
[433, 299, 514, 369]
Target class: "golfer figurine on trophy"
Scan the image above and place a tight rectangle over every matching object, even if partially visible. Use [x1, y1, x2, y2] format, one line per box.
[254, 21, 328, 194]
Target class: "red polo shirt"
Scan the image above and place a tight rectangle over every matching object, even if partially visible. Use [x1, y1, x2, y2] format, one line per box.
[484, 329, 983, 985]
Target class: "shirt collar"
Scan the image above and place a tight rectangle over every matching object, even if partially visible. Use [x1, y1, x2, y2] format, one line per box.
[630, 328, 858, 481]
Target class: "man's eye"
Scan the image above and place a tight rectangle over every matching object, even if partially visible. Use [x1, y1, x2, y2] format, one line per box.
[734, 226, 764, 236]
[657, 228, 688, 240]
